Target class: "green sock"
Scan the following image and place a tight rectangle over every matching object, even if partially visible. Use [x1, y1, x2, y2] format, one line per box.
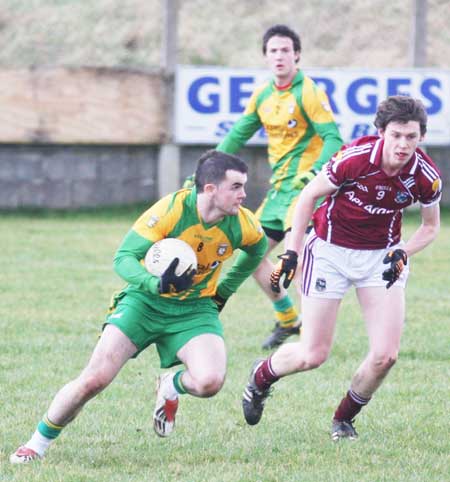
[37, 414, 64, 440]
[173, 370, 187, 395]
[273, 296, 299, 327]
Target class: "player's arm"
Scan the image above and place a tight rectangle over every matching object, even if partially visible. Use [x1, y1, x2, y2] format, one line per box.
[216, 112, 262, 153]
[182, 111, 262, 188]
[402, 203, 440, 257]
[271, 172, 336, 292]
[294, 88, 343, 189]
[311, 123, 343, 171]
[113, 194, 180, 295]
[216, 235, 268, 300]
[288, 172, 337, 254]
[113, 230, 161, 295]
[216, 88, 263, 153]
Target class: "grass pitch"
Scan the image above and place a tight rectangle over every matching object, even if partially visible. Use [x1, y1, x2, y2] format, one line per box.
[1, 208, 449, 481]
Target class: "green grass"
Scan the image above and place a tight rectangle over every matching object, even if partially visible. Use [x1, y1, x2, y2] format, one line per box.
[1, 209, 449, 481]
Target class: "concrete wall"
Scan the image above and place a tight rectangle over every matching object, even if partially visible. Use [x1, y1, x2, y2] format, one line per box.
[0, 145, 158, 209]
[1, 143, 447, 210]
[0, 144, 272, 211]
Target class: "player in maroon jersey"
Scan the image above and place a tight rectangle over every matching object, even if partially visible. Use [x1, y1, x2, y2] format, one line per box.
[240, 96, 442, 440]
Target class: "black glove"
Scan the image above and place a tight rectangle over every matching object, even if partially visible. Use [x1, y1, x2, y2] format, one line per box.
[159, 258, 196, 294]
[270, 250, 298, 293]
[382, 249, 408, 289]
[212, 292, 228, 312]
[293, 168, 318, 189]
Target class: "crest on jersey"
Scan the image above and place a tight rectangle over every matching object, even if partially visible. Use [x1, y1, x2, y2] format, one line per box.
[217, 244, 228, 256]
[394, 191, 409, 204]
[287, 119, 297, 128]
[147, 215, 159, 228]
[432, 178, 441, 193]
[321, 101, 331, 112]
[315, 278, 326, 292]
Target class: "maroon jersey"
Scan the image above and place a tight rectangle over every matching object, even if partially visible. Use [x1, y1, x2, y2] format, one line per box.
[313, 136, 442, 249]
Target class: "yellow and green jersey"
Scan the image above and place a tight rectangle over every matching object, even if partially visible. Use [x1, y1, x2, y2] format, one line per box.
[217, 70, 342, 193]
[114, 187, 268, 301]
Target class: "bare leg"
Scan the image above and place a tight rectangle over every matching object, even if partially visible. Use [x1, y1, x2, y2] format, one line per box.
[350, 286, 405, 398]
[47, 324, 137, 425]
[270, 296, 341, 376]
[176, 333, 227, 397]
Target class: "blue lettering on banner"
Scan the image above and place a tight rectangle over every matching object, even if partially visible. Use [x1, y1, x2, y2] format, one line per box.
[230, 76, 254, 113]
[387, 78, 411, 96]
[180, 68, 448, 146]
[188, 76, 219, 113]
[215, 120, 234, 137]
[351, 123, 378, 139]
[215, 120, 267, 139]
[347, 78, 378, 114]
[421, 78, 442, 114]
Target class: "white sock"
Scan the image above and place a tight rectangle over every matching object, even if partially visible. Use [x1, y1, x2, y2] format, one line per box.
[25, 430, 54, 456]
[161, 372, 178, 400]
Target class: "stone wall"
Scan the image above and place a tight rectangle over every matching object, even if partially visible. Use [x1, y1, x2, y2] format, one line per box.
[1, 144, 447, 211]
[0, 145, 158, 209]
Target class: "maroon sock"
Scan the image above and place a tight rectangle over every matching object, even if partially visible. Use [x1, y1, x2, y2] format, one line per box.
[333, 389, 371, 421]
[255, 357, 279, 390]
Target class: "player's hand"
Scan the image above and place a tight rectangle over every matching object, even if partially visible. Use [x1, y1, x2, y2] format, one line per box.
[382, 249, 407, 289]
[293, 169, 317, 190]
[270, 250, 298, 293]
[182, 174, 195, 189]
[159, 258, 196, 293]
[212, 292, 228, 312]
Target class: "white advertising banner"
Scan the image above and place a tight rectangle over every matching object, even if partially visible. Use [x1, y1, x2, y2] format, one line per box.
[175, 65, 450, 146]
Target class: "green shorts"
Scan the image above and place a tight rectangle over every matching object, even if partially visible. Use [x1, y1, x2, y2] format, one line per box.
[105, 290, 223, 368]
[255, 188, 301, 233]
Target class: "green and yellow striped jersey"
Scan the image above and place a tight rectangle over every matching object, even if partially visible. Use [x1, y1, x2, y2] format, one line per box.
[114, 188, 268, 301]
[217, 70, 342, 192]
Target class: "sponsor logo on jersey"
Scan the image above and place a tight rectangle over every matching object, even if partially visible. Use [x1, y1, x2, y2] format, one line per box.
[287, 119, 297, 128]
[147, 215, 159, 228]
[217, 244, 228, 256]
[315, 278, 326, 292]
[394, 191, 409, 203]
[194, 234, 214, 242]
[356, 182, 368, 192]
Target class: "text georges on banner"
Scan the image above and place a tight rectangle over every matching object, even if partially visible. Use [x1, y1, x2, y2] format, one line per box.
[175, 65, 450, 146]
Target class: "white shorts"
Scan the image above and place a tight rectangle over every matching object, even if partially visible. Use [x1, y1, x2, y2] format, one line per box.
[301, 231, 409, 299]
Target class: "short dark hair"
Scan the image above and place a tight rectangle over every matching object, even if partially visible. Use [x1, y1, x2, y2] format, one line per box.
[374, 96, 427, 136]
[262, 24, 301, 56]
[195, 150, 248, 192]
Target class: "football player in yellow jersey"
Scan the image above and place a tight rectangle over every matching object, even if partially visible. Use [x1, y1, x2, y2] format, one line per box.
[217, 25, 343, 349]
[10, 150, 268, 464]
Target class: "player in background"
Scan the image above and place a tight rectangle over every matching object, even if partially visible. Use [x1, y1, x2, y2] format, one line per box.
[217, 24, 342, 349]
[241, 96, 441, 440]
[10, 150, 268, 464]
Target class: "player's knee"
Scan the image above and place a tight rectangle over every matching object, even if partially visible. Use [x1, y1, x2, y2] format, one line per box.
[296, 348, 329, 370]
[78, 372, 110, 399]
[193, 372, 225, 397]
[305, 352, 328, 369]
